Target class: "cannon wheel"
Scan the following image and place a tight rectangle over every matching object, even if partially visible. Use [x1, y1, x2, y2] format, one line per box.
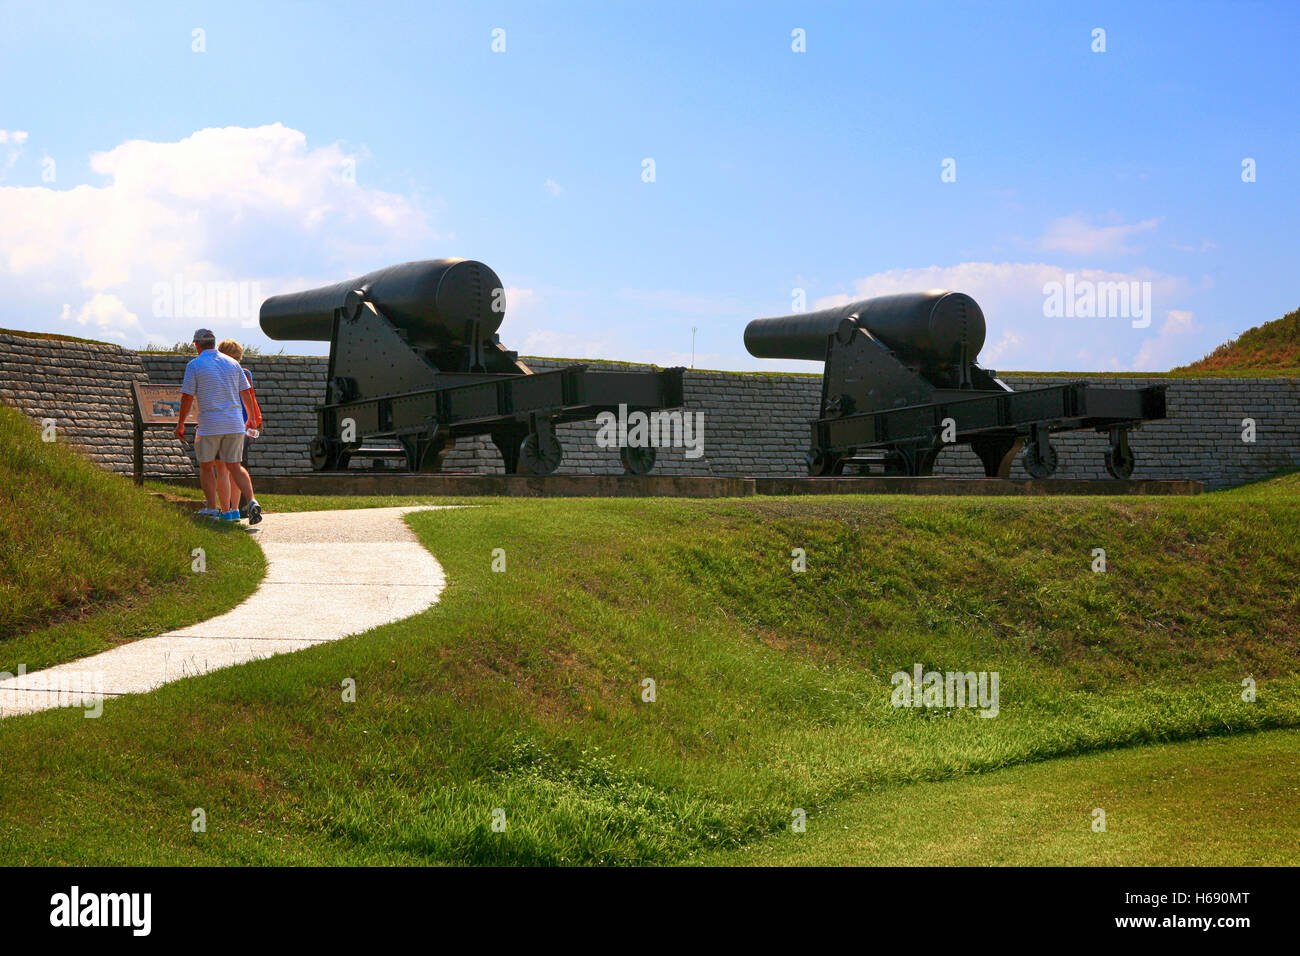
[309, 436, 350, 471]
[619, 445, 656, 475]
[519, 428, 563, 476]
[1023, 431, 1058, 479]
[1104, 428, 1136, 479]
[878, 443, 941, 477]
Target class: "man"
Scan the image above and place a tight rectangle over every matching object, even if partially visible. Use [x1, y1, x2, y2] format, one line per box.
[175, 328, 263, 524]
[216, 338, 263, 517]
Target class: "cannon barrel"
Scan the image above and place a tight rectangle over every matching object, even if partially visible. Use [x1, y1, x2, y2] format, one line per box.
[744, 290, 986, 366]
[259, 258, 505, 348]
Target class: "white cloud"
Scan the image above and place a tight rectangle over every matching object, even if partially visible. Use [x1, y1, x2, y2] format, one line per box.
[506, 286, 615, 359]
[500, 286, 537, 317]
[1133, 310, 1200, 370]
[981, 330, 1021, 364]
[0, 129, 27, 178]
[61, 292, 141, 341]
[543, 178, 563, 196]
[1039, 213, 1159, 255]
[0, 124, 435, 346]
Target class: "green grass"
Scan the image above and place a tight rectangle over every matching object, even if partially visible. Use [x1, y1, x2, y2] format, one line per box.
[1176, 304, 1300, 374]
[703, 728, 1300, 865]
[1216, 467, 1300, 499]
[1000, 367, 1299, 379]
[0, 405, 265, 673]
[0, 326, 114, 346]
[145, 480, 481, 515]
[0, 475, 1297, 865]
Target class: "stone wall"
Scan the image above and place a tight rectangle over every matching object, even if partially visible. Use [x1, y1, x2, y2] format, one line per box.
[0, 330, 192, 476]
[2, 328, 1296, 489]
[138, 355, 1299, 489]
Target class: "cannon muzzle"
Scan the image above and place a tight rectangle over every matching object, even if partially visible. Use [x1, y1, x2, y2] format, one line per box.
[259, 258, 505, 348]
[744, 290, 986, 367]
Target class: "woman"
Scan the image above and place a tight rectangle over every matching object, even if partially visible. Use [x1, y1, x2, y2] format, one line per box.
[216, 339, 264, 522]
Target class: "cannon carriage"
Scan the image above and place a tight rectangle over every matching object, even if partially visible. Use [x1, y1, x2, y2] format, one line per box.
[744, 291, 1166, 478]
[260, 259, 684, 475]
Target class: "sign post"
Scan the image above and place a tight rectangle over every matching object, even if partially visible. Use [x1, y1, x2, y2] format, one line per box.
[130, 383, 194, 486]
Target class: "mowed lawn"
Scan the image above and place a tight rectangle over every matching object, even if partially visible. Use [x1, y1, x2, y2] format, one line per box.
[0, 477, 1297, 865]
[704, 728, 1300, 866]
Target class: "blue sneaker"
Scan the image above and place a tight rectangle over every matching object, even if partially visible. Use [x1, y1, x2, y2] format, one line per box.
[224, 510, 241, 521]
[196, 508, 223, 520]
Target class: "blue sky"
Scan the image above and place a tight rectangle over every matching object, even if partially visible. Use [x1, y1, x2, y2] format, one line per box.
[0, 0, 1295, 371]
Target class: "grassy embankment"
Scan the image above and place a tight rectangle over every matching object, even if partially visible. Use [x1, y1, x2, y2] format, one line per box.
[0, 404, 264, 674]
[1175, 304, 1300, 376]
[0, 470, 1297, 865]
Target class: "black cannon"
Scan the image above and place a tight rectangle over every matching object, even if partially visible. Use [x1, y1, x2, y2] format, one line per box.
[744, 291, 1166, 478]
[260, 259, 683, 474]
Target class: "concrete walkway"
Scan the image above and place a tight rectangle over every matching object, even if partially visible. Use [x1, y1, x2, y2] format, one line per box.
[0, 506, 450, 719]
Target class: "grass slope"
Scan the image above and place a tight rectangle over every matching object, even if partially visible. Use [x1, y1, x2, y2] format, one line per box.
[0, 404, 264, 672]
[0, 481, 1296, 865]
[705, 728, 1300, 866]
[1176, 305, 1300, 374]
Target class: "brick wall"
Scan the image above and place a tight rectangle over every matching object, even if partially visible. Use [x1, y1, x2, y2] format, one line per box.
[140, 356, 1297, 489]
[2, 328, 1296, 489]
[0, 330, 192, 476]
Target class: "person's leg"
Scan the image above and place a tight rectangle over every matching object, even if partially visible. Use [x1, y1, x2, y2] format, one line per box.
[199, 461, 220, 510]
[237, 463, 254, 508]
[217, 434, 260, 523]
[221, 466, 237, 512]
[223, 461, 255, 504]
[239, 438, 252, 514]
[195, 436, 222, 511]
[240, 459, 262, 524]
[195, 463, 215, 512]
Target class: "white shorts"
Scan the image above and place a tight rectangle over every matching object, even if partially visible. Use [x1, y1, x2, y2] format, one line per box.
[195, 433, 246, 464]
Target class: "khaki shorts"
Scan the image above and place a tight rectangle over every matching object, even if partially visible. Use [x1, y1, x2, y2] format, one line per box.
[195, 433, 246, 464]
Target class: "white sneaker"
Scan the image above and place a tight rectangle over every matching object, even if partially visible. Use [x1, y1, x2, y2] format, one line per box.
[195, 507, 222, 519]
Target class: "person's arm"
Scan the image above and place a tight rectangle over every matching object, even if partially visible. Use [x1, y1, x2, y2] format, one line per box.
[176, 392, 193, 440]
[178, 362, 196, 440]
[240, 386, 257, 429]
[247, 387, 264, 430]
